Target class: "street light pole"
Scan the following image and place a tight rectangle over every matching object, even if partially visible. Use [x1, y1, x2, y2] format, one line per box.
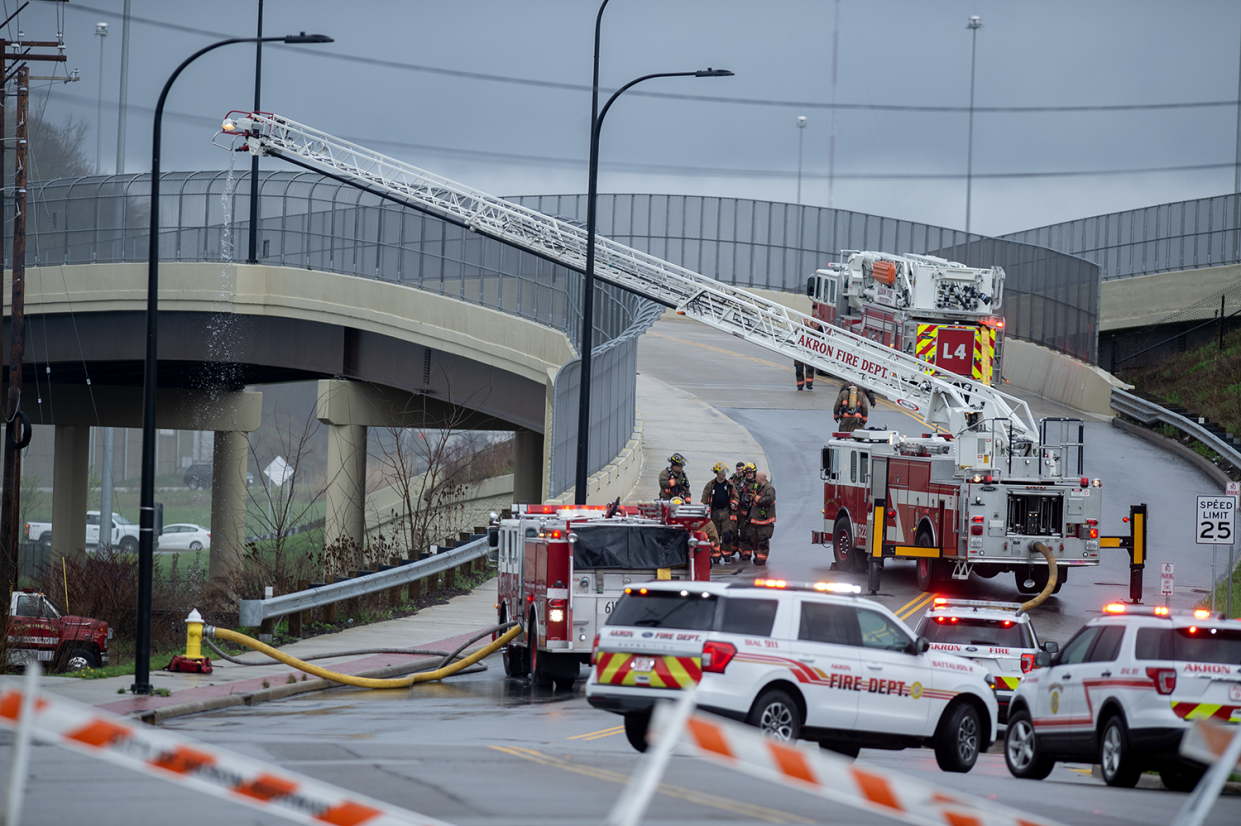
[248, 0, 264, 265]
[132, 31, 333, 694]
[574, 66, 733, 504]
[965, 14, 982, 237]
[796, 115, 807, 206]
[94, 22, 107, 175]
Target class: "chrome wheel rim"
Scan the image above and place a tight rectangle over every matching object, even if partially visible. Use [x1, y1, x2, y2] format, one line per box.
[956, 713, 979, 762]
[65, 655, 91, 672]
[760, 702, 796, 740]
[1007, 719, 1036, 770]
[1101, 725, 1122, 778]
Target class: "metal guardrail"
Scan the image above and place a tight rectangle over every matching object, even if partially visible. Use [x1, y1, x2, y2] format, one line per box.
[1111, 388, 1241, 473]
[237, 536, 488, 627]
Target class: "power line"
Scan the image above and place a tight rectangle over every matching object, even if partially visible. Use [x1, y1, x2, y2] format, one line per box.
[65, 2, 1241, 115]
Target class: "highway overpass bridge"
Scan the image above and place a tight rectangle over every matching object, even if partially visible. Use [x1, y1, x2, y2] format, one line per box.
[5, 171, 1233, 579]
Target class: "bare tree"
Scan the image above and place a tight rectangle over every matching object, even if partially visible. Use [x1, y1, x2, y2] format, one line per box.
[8, 106, 93, 181]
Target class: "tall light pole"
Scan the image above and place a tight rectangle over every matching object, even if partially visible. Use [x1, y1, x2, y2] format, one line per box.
[575, 66, 733, 503]
[248, 0, 264, 265]
[132, 30, 333, 694]
[796, 115, 807, 205]
[115, 0, 131, 173]
[965, 14, 982, 237]
[94, 22, 107, 174]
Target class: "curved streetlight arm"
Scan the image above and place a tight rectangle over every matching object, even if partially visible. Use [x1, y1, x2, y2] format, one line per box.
[135, 31, 332, 695]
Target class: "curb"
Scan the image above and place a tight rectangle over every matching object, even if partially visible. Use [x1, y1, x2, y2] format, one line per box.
[136, 646, 489, 725]
[1111, 417, 1232, 488]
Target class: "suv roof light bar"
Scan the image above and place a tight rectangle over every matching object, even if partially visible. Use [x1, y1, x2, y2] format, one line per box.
[930, 598, 1023, 612]
[1103, 603, 1225, 619]
[748, 578, 862, 594]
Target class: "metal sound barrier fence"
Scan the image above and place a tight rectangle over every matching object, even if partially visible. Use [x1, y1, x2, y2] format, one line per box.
[513, 193, 1100, 364]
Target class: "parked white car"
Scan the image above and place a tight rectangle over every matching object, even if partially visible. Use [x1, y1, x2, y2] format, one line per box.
[158, 523, 211, 551]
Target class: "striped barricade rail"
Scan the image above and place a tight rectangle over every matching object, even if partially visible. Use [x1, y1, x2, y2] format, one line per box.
[0, 678, 453, 826]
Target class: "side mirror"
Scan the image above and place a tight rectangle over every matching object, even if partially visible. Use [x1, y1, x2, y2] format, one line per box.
[487, 527, 500, 549]
[912, 636, 930, 654]
[1041, 640, 1059, 654]
[806, 276, 816, 298]
[1034, 651, 1052, 668]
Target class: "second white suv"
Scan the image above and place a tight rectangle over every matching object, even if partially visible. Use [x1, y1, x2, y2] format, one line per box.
[1004, 603, 1241, 790]
[586, 578, 999, 772]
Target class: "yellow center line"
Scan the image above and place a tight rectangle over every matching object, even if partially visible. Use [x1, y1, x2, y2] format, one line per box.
[568, 726, 624, 741]
[488, 744, 812, 824]
[897, 591, 939, 621]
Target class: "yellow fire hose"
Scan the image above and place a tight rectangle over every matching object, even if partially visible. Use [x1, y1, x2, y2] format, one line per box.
[199, 623, 521, 689]
[1019, 541, 1058, 613]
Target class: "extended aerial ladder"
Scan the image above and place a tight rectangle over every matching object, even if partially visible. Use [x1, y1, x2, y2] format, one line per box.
[217, 112, 1041, 474]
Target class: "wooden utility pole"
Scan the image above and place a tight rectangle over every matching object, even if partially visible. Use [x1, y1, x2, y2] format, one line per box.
[0, 40, 67, 608]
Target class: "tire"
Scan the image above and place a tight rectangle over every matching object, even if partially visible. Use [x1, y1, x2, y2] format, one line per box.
[554, 676, 577, 692]
[914, 530, 937, 592]
[820, 741, 860, 759]
[747, 689, 802, 742]
[1029, 567, 1065, 596]
[624, 711, 651, 753]
[529, 614, 553, 687]
[833, 519, 858, 572]
[189, 541, 203, 551]
[1014, 569, 1039, 595]
[1004, 710, 1054, 779]
[974, 565, 1000, 579]
[119, 537, 138, 555]
[61, 647, 99, 673]
[1159, 763, 1205, 792]
[502, 643, 528, 678]
[934, 702, 982, 773]
[1099, 716, 1142, 788]
[39, 533, 52, 553]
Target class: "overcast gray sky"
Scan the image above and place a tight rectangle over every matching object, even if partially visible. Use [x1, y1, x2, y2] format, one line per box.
[15, 0, 1241, 238]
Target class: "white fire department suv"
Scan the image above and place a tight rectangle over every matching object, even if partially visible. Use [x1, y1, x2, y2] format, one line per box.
[914, 597, 1057, 724]
[1004, 603, 1241, 790]
[586, 579, 999, 773]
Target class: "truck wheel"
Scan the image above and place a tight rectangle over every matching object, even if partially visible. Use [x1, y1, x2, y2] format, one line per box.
[502, 641, 529, 678]
[528, 615, 553, 688]
[1004, 710, 1053, 779]
[914, 530, 936, 591]
[1099, 715, 1141, 787]
[62, 647, 99, 672]
[119, 537, 138, 555]
[624, 711, 651, 753]
[748, 689, 802, 742]
[832, 519, 857, 571]
[934, 701, 982, 773]
[1014, 569, 1039, 594]
[39, 533, 52, 553]
[1159, 762, 1205, 792]
[554, 675, 577, 692]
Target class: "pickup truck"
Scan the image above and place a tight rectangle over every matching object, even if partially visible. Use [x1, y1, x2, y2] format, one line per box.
[24, 510, 141, 554]
[7, 589, 112, 671]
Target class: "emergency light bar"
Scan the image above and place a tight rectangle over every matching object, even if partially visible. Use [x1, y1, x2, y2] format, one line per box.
[930, 598, 1023, 612]
[749, 579, 862, 595]
[1103, 604, 1224, 619]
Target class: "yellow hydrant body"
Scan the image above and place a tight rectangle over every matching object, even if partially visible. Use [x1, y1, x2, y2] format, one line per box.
[185, 608, 205, 660]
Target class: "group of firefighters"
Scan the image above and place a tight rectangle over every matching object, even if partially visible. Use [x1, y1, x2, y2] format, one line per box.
[658, 453, 776, 566]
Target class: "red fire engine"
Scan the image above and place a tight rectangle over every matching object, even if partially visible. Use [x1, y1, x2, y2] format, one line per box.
[808, 251, 1006, 386]
[7, 589, 112, 671]
[495, 501, 711, 689]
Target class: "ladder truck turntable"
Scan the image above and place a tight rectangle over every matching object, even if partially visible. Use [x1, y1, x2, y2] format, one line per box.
[218, 111, 1147, 609]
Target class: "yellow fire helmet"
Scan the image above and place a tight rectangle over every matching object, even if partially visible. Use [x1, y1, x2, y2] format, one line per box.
[668, 453, 687, 466]
[712, 462, 728, 474]
[744, 462, 757, 472]
[671, 497, 685, 505]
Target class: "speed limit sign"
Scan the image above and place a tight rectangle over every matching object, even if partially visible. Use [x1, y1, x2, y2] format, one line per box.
[1196, 495, 1237, 545]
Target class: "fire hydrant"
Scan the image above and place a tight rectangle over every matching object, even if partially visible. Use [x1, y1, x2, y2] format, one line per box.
[166, 609, 214, 674]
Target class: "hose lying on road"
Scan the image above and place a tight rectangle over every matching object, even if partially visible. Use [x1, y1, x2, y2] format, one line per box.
[201, 621, 520, 689]
[1018, 542, 1058, 613]
[202, 638, 468, 667]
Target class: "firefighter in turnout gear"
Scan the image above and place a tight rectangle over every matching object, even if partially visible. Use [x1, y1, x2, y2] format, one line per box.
[730, 461, 746, 490]
[747, 471, 776, 566]
[701, 462, 738, 563]
[833, 383, 870, 433]
[659, 453, 691, 501]
[735, 463, 759, 562]
[794, 318, 823, 390]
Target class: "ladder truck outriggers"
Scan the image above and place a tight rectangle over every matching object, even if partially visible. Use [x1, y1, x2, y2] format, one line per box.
[217, 111, 1146, 604]
[493, 501, 712, 689]
[807, 251, 1006, 386]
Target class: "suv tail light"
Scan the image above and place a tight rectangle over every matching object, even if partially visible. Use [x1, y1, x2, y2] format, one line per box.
[701, 641, 737, 674]
[1147, 667, 1177, 695]
[589, 634, 600, 666]
[1020, 653, 1036, 673]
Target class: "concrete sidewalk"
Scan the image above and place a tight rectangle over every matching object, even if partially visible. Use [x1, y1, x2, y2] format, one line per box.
[40, 582, 502, 723]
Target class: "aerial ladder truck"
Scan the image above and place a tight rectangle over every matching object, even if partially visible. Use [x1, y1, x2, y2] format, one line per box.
[216, 112, 1145, 602]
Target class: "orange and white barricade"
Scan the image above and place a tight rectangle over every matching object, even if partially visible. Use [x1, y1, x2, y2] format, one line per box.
[621, 690, 1067, 826]
[1172, 720, 1241, 826]
[0, 675, 453, 826]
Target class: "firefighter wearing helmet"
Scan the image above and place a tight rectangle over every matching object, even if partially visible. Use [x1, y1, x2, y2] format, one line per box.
[833, 383, 870, 433]
[746, 471, 776, 566]
[735, 463, 760, 562]
[659, 453, 691, 501]
[700, 462, 738, 563]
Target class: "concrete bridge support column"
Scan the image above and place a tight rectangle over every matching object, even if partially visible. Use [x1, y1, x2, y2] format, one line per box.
[325, 422, 368, 563]
[208, 430, 250, 585]
[51, 426, 90, 562]
[513, 430, 544, 504]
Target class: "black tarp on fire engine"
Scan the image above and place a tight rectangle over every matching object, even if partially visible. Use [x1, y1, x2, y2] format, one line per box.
[570, 525, 688, 569]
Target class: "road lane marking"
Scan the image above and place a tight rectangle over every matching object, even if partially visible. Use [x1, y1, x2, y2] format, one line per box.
[488, 744, 812, 823]
[896, 592, 938, 621]
[568, 726, 624, 741]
